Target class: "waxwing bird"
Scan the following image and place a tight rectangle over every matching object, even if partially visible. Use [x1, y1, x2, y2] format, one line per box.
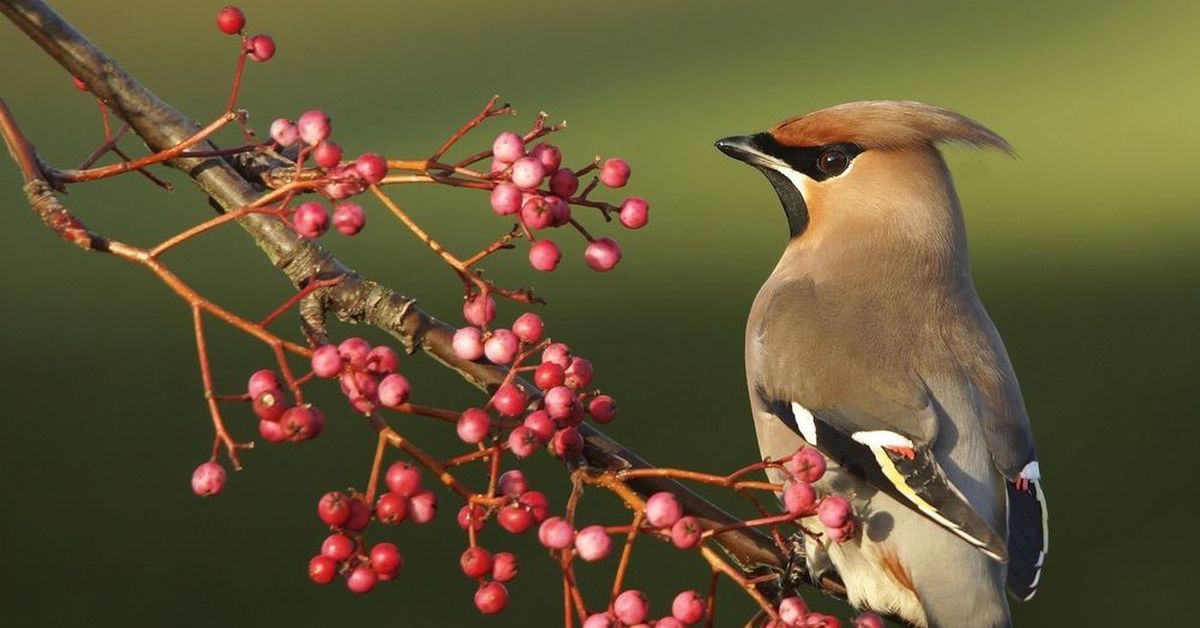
[716, 101, 1047, 628]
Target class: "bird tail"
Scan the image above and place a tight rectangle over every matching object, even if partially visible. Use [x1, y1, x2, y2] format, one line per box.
[1005, 479, 1048, 601]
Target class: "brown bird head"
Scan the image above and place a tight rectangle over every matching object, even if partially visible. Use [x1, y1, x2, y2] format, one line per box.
[716, 101, 1012, 263]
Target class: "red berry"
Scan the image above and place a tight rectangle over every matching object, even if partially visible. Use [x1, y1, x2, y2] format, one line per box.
[529, 143, 562, 172]
[408, 489, 438, 523]
[534, 362, 565, 391]
[542, 342, 571, 368]
[826, 520, 856, 544]
[453, 326, 486, 361]
[496, 503, 535, 534]
[385, 462, 421, 497]
[474, 581, 509, 614]
[484, 329, 520, 364]
[297, 110, 332, 146]
[344, 498, 372, 531]
[321, 533, 355, 562]
[546, 195, 572, 226]
[511, 312, 544, 344]
[855, 612, 885, 628]
[587, 394, 619, 423]
[817, 496, 852, 529]
[550, 427, 583, 458]
[523, 410, 555, 442]
[215, 6, 245, 35]
[346, 564, 377, 594]
[613, 590, 649, 625]
[308, 555, 338, 585]
[280, 405, 325, 442]
[672, 590, 705, 625]
[366, 345, 399, 375]
[247, 369, 279, 397]
[507, 426, 539, 458]
[375, 492, 408, 525]
[518, 490, 550, 522]
[311, 345, 343, 378]
[528, 239, 562, 272]
[584, 237, 622, 272]
[543, 386, 575, 420]
[645, 491, 683, 528]
[337, 337, 371, 368]
[492, 552, 518, 582]
[457, 407, 492, 444]
[537, 517, 575, 549]
[378, 373, 411, 408]
[313, 141, 343, 169]
[619, 196, 650, 229]
[292, 201, 329, 238]
[778, 597, 808, 625]
[492, 132, 526, 163]
[258, 418, 287, 443]
[670, 516, 702, 549]
[549, 168, 579, 198]
[510, 156, 546, 190]
[247, 34, 275, 62]
[354, 153, 388, 185]
[599, 158, 630, 188]
[783, 482, 817, 517]
[463, 294, 496, 326]
[252, 388, 287, 422]
[333, 202, 366, 236]
[520, 196, 554, 230]
[787, 447, 827, 484]
[457, 504, 487, 532]
[490, 182, 523, 216]
[191, 461, 226, 496]
[369, 542, 402, 576]
[498, 470, 528, 496]
[564, 357, 594, 390]
[460, 546, 494, 578]
[491, 384, 527, 418]
[317, 491, 353, 527]
[574, 525, 612, 562]
[270, 118, 298, 147]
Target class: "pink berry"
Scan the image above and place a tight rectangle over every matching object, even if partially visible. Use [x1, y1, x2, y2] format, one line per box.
[216, 6, 245, 35]
[528, 239, 562, 272]
[460, 546, 494, 578]
[520, 196, 554, 230]
[855, 612, 885, 628]
[538, 516, 575, 549]
[550, 168, 579, 198]
[510, 156, 546, 190]
[587, 394, 619, 423]
[490, 182, 523, 216]
[375, 492, 408, 525]
[511, 312, 544, 344]
[492, 131, 526, 163]
[492, 552, 518, 582]
[546, 195, 571, 226]
[491, 384, 527, 418]
[474, 582, 509, 615]
[529, 143, 562, 172]
[346, 564, 377, 594]
[645, 491, 683, 528]
[543, 343, 570, 364]
[408, 490, 437, 523]
[599, 158, 630, 188]
[323, 166, 364, 199]
[317, 490, 353, 527]
[491, 158, 511, 174]
[366, 346, 399, 374]
[270, 118, 298, 147]
[311, 345, 343, 378]
[378, 374, 411, 408]
[672, 591, 705, 625]
[498, 470, 528, 496]
[191, 461, 226, 496]
[308, 555, 337, 585]
[258, 418, 287, 443]
[463, 294, 496, 326]
[826, 520, 856, 544]
[484, 329, 520, 364]
[297, 110, 332, 146]
[787, 448, 827, 484]
[519, 491, 550, 522]
[817, 496, 852, 529]
[344, 498, 371, 531]
[457, 407, 492, 444]
[280, 405, 324, 442]
[497, 503, 535, 534]
[584, 237, 622, 272]
[369, 542, 402, 576]
[564, 357, 594, 389]
[332, 202, 366, 236]
[247, 369, 279, 397]
[544, 386, 575, 420]
[583, 614, 615, 628]
[252, 388, 287, 422]
[550, 427, 583, 458]
[453, 326, 485, 361]
[523, 410, 555, 442]
[778, 597, 809, 625]
[783, 482, 817, 516]
[613, 590, 649, 625]
[354, 153, 388, 185]
[507, 426, 539, 458]
[247, 34, 275, 62]
[313, 141, 343, 169]
[574, 525, 612, 562]
[321, 533, 355, 562]
[385, 462, 421, 497]
[292, 201, 329, 238]
[534, 362, 565, 390]
[338, 337, 371, 368]
[670, 516, 702, 549]
[658, 618, 686, 628]
[619, 196, 650, 229]
[457, 504, 487, 532]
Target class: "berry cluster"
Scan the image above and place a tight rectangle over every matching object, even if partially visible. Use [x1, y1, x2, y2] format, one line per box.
[216, 5, 275, 62]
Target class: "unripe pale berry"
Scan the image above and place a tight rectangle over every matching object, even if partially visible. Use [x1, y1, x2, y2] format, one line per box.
[528, 239, 562, 272]
[613, 590, 649, 625]
[375, 491, 408, 525]
[247, 369, 280, 397]
[588, 394, 619, 423]
[296, 110, 332, 146]
[346, 565, 377, 594]
[369, 542, 402, 576]
[783, 481, 817, 517]
[534, 362, 565, 390]
[498, 470, 528, 496]
[599, 158, 631, 188]
[474, 581, 509, 614]
[510, 156, 546, 190]
[523, 410, 555, 442]
[453, 326, 486, 361]
[460, 546, 494, 578]
[270, 118, 298, 147]
[318, 490, 353, 527]
[216, 6, 245, 35]
[619, 196, 650, 229]
[247, 34, 276, 62]
[378, 374, 411, 408]
[354, 153, 388, 185]
[787, 447, 827, 484]
[511, 312, 545, 344]
[519, 490, 550, 522]
[817, 495, 852, 528]
[492, 131, 526, 163]
[408, 490, 438, 523]
[484, 329, 520, 364]
[333, 203, 366, 236]
[538, 516, 575, 549]
[490, 182, 523, 216]
[564, 357, 594, 390]
[507, 426, 539, 458]
[574, 525, 612, 562]
[491, 384, 527, 418]
[496, 503, 535, 534]
[550, 168, 579, 198]
[463, 294, 496, 326]
[321, 533, 355, 562]
[252, 389, 287, 422]
[313, 141, 342, 169]
[191, 461, 226, 496]
[550, 427, 583, 458]
[520, 196, 554, 230]
[308, 555, 338, 585]
[584, 237, 622, 272]
[672, 591, 705, 625]
[385, 461, 421, 497]
[645, 491, 683, 528]
[492, 552, 518, 582]
[457, 504, 487, 532]
[292, 201, 329, 238]
[457, 407, 492, 444]
[778, 596, 809, 625]
[311, 345, 343, 378]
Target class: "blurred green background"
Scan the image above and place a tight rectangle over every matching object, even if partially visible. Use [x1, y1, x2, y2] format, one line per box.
[1, 1, 1197, 625]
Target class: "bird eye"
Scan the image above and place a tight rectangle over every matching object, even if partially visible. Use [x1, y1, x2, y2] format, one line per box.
[817, 149, 849, 176]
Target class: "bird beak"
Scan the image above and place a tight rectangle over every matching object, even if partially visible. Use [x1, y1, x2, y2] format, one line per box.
[714, 134, 780, 169]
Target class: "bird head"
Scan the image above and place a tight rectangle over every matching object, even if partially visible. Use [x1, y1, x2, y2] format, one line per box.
[716, 101, 1012, 255]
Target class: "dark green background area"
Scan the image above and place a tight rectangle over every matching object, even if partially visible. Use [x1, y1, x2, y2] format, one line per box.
[1, 1, 1196, 625]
